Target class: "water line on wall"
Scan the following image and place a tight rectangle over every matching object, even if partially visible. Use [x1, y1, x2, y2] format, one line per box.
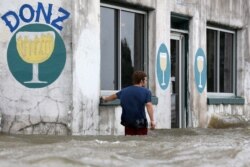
[0, 112, 2, 132]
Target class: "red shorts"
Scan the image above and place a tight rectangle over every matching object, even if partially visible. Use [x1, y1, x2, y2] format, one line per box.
[125, 127, 148, 135]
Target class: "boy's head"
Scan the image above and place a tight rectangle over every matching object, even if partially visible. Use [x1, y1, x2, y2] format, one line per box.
[132, 71, 147, 86]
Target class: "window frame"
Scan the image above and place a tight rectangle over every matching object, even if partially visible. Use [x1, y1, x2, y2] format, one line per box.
[206, 25, 236, 97]
[100, 3, 148, 94]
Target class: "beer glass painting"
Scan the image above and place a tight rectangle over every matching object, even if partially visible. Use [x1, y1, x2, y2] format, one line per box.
[160, 52, 167, 86]
[197, 56, 204, 88]
[16, 31, 55, 83]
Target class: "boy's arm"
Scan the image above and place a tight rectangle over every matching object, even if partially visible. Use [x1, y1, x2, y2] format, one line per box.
[101, 94, 117, 102]
[146, 102, 156, 129]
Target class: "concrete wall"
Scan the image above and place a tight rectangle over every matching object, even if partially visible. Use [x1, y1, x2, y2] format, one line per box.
[98, 0, 250, 133]
[0, 0, 72, 134]
[71, 0, 100, 135]
[241, 0, 250, 120]
[0, 0, 249, 135]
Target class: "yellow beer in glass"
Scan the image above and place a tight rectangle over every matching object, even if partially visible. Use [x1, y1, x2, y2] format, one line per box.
[16, 31, 55, 83]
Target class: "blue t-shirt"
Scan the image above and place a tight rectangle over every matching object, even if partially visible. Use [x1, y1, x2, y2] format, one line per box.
[116, 86, 152, 128]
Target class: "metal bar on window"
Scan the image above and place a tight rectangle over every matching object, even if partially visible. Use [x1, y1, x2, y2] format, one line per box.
[171, 28, 189, 34]
[118, 9, 121, 89]
[233, 32, 236, 95]
[101, 3, 147, 14]
[207, 26, 235, 34]
[217, 31, 220, 92]
[179, 35, 183, 128]
[144, 13, 148, 86]
[207, 92, 235, 97]
[182, 35, 187, 128]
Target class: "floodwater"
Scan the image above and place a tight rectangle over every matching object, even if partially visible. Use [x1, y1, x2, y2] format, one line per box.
[0, 128, 250, 167]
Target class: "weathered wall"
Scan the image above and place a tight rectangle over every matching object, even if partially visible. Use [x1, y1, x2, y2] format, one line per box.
[240, 0, 250, 121]
[154, 0, 171, 129]
[99, 0, 250, 131]
[0, 0, 249, 135]
[203, 0, 247, 126]
[0, 0, 72, 134]
[171, 0, 248, 128]
[205, 0, 243, 27]
[71, 0, 100, 135]
[175, 0, 208, 128]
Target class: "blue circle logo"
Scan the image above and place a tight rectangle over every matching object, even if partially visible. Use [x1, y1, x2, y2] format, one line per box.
[156, 43, 171, 90]
[7, 24, 66, 88]
[194, 48, 206, 93]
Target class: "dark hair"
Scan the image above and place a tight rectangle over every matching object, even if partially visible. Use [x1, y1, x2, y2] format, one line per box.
[132, 71, 147, 84]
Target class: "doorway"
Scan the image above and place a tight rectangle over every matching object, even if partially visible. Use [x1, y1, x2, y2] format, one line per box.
[170, 32, 187, 128]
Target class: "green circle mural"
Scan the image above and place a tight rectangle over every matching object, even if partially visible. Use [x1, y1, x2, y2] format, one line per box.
[7, 24, 66, 88]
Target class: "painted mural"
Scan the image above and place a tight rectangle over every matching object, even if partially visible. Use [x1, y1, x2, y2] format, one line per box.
[1, 2, 70, 88]
[194, 48, 206, 93]
[156, 43, 171, 90]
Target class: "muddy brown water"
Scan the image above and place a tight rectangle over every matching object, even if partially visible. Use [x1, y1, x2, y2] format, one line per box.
[0, 128, 250, 167]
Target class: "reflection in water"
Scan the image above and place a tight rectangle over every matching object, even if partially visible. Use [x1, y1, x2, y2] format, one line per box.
[0, 128, 250, 167]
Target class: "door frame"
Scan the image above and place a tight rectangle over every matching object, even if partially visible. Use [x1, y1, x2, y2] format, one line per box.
[171, 30, 188, 128]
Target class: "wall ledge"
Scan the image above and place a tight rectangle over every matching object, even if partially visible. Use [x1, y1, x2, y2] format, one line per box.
[207, 96, 245, 105]
[99, 96, 158, 106]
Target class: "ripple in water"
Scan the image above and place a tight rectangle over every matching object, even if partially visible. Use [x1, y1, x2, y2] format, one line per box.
[0, 128, 250, 167]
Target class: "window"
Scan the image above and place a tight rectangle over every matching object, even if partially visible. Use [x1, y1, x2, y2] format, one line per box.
[100, 4, 147, 90]
[207, 26, 236, 95]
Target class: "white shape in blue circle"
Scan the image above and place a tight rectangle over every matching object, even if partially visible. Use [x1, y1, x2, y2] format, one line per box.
[194, 48, 207, 94]
[156, 43, 171, 90]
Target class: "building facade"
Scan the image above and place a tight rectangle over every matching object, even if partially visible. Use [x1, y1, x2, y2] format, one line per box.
[0, 0, 249, 135]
